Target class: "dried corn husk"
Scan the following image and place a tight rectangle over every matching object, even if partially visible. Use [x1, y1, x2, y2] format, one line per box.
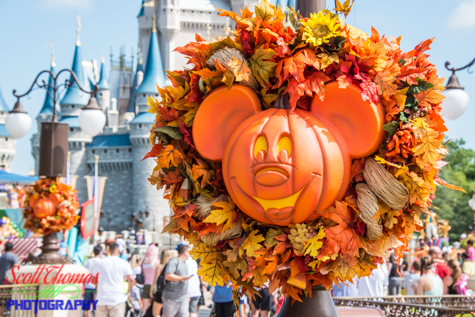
[355, 183, 383, 240]
[201, 217, 243, 246]
[363, 158, 409, 211]
[195, 194, 229, 220]
[206, 47, 259, 89]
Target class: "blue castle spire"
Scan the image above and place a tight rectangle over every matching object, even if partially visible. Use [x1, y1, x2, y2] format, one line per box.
[137, 0, 145, 17]
[136, 20, 166, 95]
[60, 38, 89, 107]
[97, 58, 109, 90]
[38, 55, 56, 117]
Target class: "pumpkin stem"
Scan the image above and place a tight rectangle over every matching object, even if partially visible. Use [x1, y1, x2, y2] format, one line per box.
[274, 93, 291, 109]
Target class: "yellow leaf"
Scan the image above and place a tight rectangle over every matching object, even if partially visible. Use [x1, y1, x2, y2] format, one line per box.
[204, 198, 236, 231]
[255, 0, 276, 22]
[413, 125, 442, 168]
[191, 242, 228, 286]
[334, 0, 355, 18]
[222, 68, 235, 90]
[183, 103, 199, 126]
[287, 273, 306, 290]
[374, 69, 398, 96]
[240, 230, 265, 257]
[303, 227, 325, 258]
[416, 77, 445, 107]
[224, 257, 247, 279]
[249, 47, 277, 86]
[251, 267, 268, 287]
[228, 56, 252, 82]
[264, 228, 283, 248]
[399, 171, 432, 205]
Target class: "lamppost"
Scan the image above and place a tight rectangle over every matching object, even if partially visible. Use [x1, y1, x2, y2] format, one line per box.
[5, 69, 106, 176]
[442, 59, 473, 120]
[5, 69, 106, 262]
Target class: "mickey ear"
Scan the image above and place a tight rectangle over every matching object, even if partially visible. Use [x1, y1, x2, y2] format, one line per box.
[193, 84, 261, 161]
[310, 82, 385, 158]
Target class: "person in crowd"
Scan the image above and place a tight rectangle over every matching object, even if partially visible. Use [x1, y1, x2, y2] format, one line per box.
[0, 242, 19, 285]
[415, 255, 443, 296]
[212, 283, 234, 317]
[186, 257, 201, 317]
[332, 280, 358, 297]
[250, 286, 273, 317]
[84, 245, 103, 317]
[92, 243, 135, 317]
[130, 282, 144, 315]
[151, 250, 178, 317]
[275, 290, 285, 315]
[358, 262, 388, 297]
[142, 243, 160, 314]
[388, 254, 403, 295]
[403, 260, 421, 296]
[429, 246, 451, 281]
[462, 251, 475, 277]
[162, 245, 192, 317]
[444, 259, 462, 294]
[131, 254, 143, 277]
[466, 240, 475, 261]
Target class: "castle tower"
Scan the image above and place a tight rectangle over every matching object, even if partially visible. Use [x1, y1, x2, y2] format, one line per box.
[96, 57, 110, 112]
[0, 85, 16, 172]
[31, 53, 57, 174]
[124, 46, 145, 123]
[130, 22, 169, 232]
[109, 47, 133, 123]
[59, 24, 92, 204]
[158, 0, 180, 72]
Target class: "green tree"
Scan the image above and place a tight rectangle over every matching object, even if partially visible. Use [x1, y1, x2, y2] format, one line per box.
[432, 139, 475, 241]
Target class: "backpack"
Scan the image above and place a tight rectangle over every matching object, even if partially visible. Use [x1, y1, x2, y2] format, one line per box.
[456, 274, 475, 296]
[155, 259, 179, 293]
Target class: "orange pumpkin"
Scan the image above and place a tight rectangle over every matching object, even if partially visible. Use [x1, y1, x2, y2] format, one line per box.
[29, 193, 60, 218]
[193, 83, 385, 225]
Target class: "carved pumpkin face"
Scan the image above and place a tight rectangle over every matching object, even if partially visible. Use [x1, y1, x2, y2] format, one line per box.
[193, 83, 385, 225]
[29, 193, 59, 218]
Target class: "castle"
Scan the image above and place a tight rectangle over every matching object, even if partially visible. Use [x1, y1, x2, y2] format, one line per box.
[1, 0, 299, 234]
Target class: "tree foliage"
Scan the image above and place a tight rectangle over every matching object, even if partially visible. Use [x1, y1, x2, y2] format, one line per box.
[432, 139, 475, 240]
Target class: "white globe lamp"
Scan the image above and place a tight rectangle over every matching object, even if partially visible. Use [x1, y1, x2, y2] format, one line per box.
[79, 96, 106, 137]
[441, 73, 469, 120]
[5, 101, 32, 139]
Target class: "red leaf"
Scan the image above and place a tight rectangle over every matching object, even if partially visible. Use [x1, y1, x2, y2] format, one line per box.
[142, 143, 162, 161]
[240, 29, 254, 57]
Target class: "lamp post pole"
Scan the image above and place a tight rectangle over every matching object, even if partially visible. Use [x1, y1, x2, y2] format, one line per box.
[297, 0, 326, 16]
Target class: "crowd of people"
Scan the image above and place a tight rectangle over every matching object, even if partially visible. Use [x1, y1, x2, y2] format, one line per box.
[333, 243, 475, 298]
[80, 234, 290, 317]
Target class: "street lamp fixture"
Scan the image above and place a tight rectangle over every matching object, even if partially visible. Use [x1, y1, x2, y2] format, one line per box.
[442, 59, 473, 120]
[78, 96, 106, 137]
[4, 100, 32, 139]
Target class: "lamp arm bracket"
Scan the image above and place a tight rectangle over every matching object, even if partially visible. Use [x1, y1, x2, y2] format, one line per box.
[445, 56, 475, 74]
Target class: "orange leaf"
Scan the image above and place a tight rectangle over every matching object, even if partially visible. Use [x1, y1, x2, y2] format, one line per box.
[142, 143, 162, 161]
[164, 169, 184, 184]
[316, 201, 362, 258]
[287, 71, 330, 110]
[192, 158, 215, 188]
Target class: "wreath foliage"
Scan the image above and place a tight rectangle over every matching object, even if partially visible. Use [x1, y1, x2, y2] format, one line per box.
[146, 1, 460, 301]
[23, 178, 80, 235]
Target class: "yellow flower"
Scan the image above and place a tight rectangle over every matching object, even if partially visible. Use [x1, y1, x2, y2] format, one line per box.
[49, 184, 57, 193]
[301, 11, 341, 47]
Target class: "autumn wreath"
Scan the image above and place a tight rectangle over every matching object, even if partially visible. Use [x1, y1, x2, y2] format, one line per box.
[23, 178, 80, 235]
[145, 1, 460, 301]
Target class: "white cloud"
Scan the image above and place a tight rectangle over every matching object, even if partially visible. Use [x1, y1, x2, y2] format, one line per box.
[40, 0, 93, 9]
[448, 0, 475, 31]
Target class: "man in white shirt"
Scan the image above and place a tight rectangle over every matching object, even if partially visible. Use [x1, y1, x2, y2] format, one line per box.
[83, 245, 103, 317]
[92, 243, 134, 317]
[186, 258, 202, 317]
[358, 263, 389, 297]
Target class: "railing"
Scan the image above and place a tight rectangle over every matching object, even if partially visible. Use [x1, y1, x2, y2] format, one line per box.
[0, 284, 39, 317]
[334, 296, 475, 317]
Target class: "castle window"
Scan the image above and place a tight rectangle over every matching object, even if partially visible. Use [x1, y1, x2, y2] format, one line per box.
[5, 138, 8, 142]
[104, 150, 107, 153]
[70, 128, 74, 132]
[100, 93, 103, 96]
[139, 124, 142, 128]
[116, 149, 119, 153]
[129, 148, 132, 152]
[92, 150, 95, 154]
[71, 105, 75, 109]
[143, 94, 146, 98]
[155, 94, 158, 97]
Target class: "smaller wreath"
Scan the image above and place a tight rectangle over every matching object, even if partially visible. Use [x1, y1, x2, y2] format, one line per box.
[23, 178, 80, 235]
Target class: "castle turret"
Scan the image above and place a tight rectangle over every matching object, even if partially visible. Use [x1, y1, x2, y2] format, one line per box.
[96, 57, 110, 112]
[0, 85, 15, 172]
[158, 0, 181, 71]
[130, 19, 169, 232]
[59, 22, 92, 204]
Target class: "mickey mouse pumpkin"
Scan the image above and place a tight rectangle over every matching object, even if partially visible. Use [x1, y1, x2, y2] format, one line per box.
[193, 82, 385, 225]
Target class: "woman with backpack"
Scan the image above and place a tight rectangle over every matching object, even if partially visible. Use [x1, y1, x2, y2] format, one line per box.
[445, 259, 474, 295]
[150, 250, 177, 317]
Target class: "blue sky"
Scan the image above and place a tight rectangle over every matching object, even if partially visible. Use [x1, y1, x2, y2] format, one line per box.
[1, 0, 475, 175]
